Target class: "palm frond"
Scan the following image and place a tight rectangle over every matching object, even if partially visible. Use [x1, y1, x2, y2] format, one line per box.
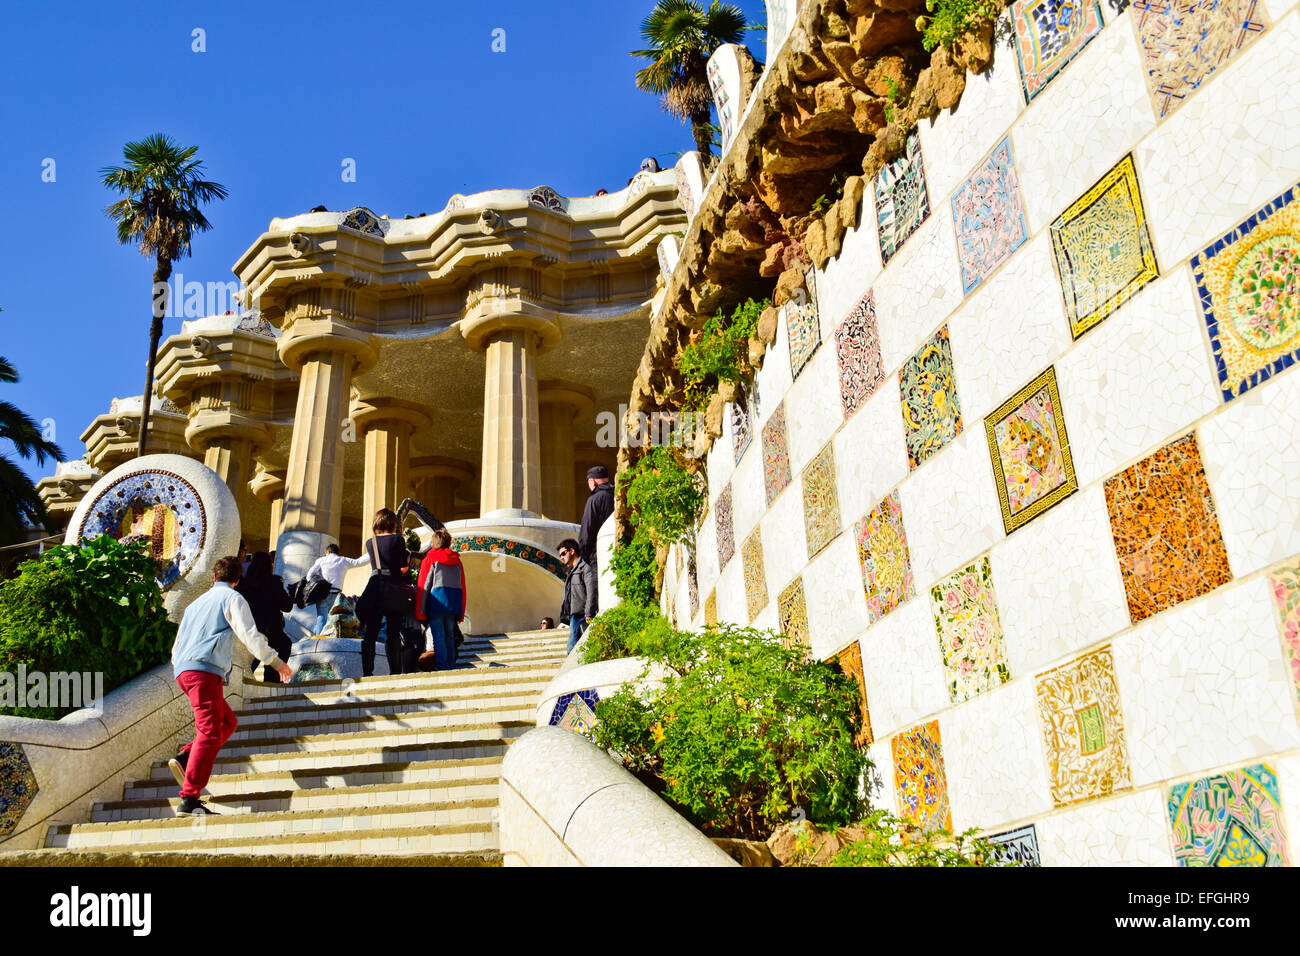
[0, 400, 64, 465]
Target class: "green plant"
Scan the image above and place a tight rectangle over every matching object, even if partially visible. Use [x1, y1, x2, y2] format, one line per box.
[917, 0, 1004, 52]
[581, 601, 682, 666]
[619, 445, 705, 548]
[0, 536, 177, 719]
[610, 532, 658, 606]
[823, 809, 1018, 866]
[0, 355, 65, 546]
[678, 297, 766, 398]
[594, 623, 868, 839]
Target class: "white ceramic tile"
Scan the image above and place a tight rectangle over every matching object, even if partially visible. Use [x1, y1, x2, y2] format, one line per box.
[784, 343, 843, 475]
[816, 202, 883, 329]
[834, 383, 908, 528]
[1035, 788, 1176, 866]
[730, 441, 766, 544]
[804, 533, 872, 662]
[713, 556, 746, 625]
[859, 599, 948, 737]
[754, 305, 792, 431]
[872, 210, 964, 376]
[760, 477, 809, 597]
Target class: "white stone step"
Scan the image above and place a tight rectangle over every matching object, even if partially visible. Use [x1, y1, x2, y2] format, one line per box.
[226, 701, 536, 743]
[231, 685, 545, 730]
[239, 662, 562, 707]
[216, 717, 532, 760]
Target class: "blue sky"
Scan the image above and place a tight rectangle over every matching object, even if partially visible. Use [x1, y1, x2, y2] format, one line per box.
[0, 0, 766, 481]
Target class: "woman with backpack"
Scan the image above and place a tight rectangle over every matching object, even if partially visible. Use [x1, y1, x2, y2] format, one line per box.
[355, 508, 413, 677]
[235, 551, 293, 683]
[415, 528, 467, 670]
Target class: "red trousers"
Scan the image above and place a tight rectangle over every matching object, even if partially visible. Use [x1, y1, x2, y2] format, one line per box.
[176, 670, 238, 799]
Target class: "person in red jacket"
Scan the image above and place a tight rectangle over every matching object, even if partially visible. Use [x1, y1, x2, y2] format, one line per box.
[415, 528, 467, 670]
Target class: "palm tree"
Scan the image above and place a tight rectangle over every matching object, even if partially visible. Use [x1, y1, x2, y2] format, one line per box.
[101, 134, 228, 457]
[631, 0, 747, 162]
[0, 355, 65, 546]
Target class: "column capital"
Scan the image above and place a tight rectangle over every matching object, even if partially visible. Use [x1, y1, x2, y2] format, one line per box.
[349, 396, 431, 435]
[184, 408, 274, 456]
[409, 455, 477, 484]
[538, 381, 595, 420]
[278, 316, 380, 374]
[249, 463, 288, 503]
[459, 300, 562, 354]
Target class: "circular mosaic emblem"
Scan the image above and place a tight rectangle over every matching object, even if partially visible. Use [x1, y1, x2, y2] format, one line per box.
[1228, 233, 1300, 352]
[76, 470, 206, 590]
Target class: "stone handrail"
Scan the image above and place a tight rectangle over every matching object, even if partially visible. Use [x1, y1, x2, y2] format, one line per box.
[498, 725, 736, 867]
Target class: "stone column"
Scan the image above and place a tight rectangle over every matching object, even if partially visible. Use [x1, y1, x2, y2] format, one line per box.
[351, 398, 430, 525]
[185, 414, 272, 536]
[538, 383, 594, 523]
[249, 464, 287, 551]
[409, 456, 476, 523]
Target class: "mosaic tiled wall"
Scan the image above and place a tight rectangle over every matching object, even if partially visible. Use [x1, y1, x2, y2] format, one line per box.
[657, 0, 1300, 865]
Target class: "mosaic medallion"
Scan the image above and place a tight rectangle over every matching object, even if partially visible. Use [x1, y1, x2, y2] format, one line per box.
[742, 527, 769, 622]
[1035, 646, 1132, 807]
[786, 301, 821, 380]
[874, 131, 931, 264]
[1191, 182, 1300, 402]
[77, 470, 207, 590]
[833, 640, 873, 746]
[1104, 433, 1233, 623]
[1167, 764, 1290, 866]
[802, 444, 841, 559]
[0, 741, 38, 837]
[854, 490, 916, 625]
[1132, 0, 1269, 119]
[988, 824, 1042, 866]
[952, 137, 1030, 295]
[1269, 558, 1300, 703]
[985, 365, 1078, 533]
[900, 325, 963, 470]
[549, 689, 601, 740]
[1050, 154, 1159, 339]
[341, 207, 386, 236]
[716, 484, 736, 570]
[892, 721, 952, 832]
[528, 186, 566, 213]
[777, 577, 811, 651]
[930, 556, 1011, 703]
[835, 291, 886, 419]
[762, 402, 793, 505]
[1012, 0, 1105, 102]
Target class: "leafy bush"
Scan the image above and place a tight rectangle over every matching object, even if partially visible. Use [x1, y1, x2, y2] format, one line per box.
[0, 536, 177, 719]
[609, 532, 658, 606]
[824, 810, 1016, 867]
[918, 0, 1004, 51]
[594, 623, 868, 839]
[580, 600, 682, 667]
[619, 445, 705, 548]
[678, 298, 766, 395]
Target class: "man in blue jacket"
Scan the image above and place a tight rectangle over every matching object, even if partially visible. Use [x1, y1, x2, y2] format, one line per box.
[168, 555, 292, 816]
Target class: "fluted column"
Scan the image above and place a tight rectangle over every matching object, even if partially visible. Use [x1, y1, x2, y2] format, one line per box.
[351, 398, 429, 526]
[538, 383, 594, 523]
[250, 464, 287, 551]
[204, 437, 255, 513]
[478, 329, 541, 514]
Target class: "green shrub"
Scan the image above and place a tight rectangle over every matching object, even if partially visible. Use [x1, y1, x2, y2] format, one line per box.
[918, 0, 1003, 51]
[678, 298, 766, 396]
[580, 601, 682, 666]
[609, 532, 658, 606]
[594, 623, 868, 839]
[825, 809, 1016, 867]
[0, 536, 177, 719]
[619, 445, 705, 548]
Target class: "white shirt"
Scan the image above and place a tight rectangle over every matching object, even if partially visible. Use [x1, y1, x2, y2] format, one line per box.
[307, 552, 369, 589]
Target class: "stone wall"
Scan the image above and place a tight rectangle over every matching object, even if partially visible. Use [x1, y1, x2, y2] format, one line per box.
[654, 0, 1300, 865]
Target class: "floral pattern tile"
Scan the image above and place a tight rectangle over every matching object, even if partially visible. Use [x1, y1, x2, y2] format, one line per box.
[1132, 0, 1269, 120]
[892, 721, 952, 832]
[1167, 764, 1290, 866]
[762, 402, 793, 505]
[1104, 433, 1233, 623]
[786, 302, 821, 380]
[1050, 153, 1159, 339]
[742, 527, 769, 622]
[716, 484, 736, 570]
[778, 577, 811, 651]
[0, 742, 38, 837]
[988, 824, 1042, 866]
[833, 640, 873, 746]
[1191, 181, 1300, 402]
[802, 444, 841, 559]
[549, 689, 600, 741]
[930, 556, 1011, 703]
[1035, 646, 1132, 807]
[687, 548, 700, 619]
[835, 291, 886, 419]
[984, 365, 1078, 533]
[873, 130, 931, 264]
[705, 589, 718, 625]
[900, 325, 963, 470]
[951, 136, 1030, 295]
[1012, 0, 1105, 102]
[1269, 558, 1300, 702]
[854, 490, 916, 625]
[731, 389, 753, 462]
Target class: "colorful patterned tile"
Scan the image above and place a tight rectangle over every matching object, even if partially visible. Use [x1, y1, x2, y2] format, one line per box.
[1035, 646, 1132, 807]
[1104, 433, 1233, 623]
[786, 302, 821, 379]
[951, 136, 1030, 295]
[984, 365, 1078, 533]
[802, 444, 841, 559]
[987, 824, 1042, 866]
[835, 291, 886, 419]
[731, 390, 752, 462]
[687, 549, 700, 619]
[1268, 558, 1300, 703]
[1132, 0, 1269, 120]
[930, 556, 1011, 703]
[1050, 153, 1159, 339]
[549, 689, 600, 740]
[892, 721, 952, 832]
[778, 577, 811, 651]
[873, 130, 931, 264]
[1191, 182, 1300, 402]
[716, 483, 735, 570]
[0, 742, 38, 837]
[1167, 764, 1291, 866]
[900, 325, 963, 470]
[762, 402, 793, 505]
[742, 527, 769, 622]
[854, 489, 916, 625]
[1011, 0, 1104, 103]
[833, 640, 873, 746]
[705, 589, 718, 625]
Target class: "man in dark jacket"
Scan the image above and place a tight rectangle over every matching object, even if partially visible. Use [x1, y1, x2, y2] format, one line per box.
[557, 538, 598, 654]
[578, 465, 615, 568]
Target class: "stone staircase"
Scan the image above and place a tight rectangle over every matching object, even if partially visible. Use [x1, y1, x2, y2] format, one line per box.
[40, 629, 568, 864]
